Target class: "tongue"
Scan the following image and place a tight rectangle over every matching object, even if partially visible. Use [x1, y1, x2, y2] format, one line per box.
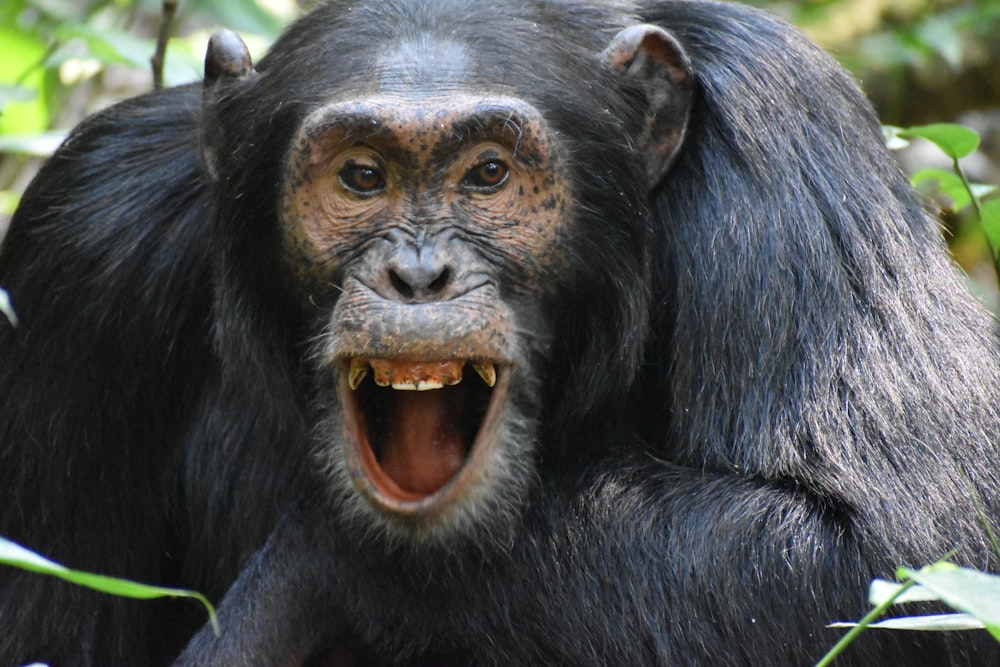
[378, 389, 467, 495]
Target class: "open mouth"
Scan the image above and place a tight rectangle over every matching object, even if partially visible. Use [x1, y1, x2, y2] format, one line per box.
[339, 357, 507, 517]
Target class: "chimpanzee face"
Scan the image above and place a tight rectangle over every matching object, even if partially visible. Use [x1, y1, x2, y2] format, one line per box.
[263, 20, 692, 544]
[280, 92, 571, 537]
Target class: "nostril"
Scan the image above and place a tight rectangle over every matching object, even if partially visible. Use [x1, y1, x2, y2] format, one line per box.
[389, 269, 415, 300]
[427, 267, 450, 294]
[385, 239, 452, 301]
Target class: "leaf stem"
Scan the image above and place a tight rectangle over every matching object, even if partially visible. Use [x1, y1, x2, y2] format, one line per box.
[814, 580, 917, 667]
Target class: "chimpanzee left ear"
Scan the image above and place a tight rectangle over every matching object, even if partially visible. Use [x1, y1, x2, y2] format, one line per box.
[601, 25, 694, 187]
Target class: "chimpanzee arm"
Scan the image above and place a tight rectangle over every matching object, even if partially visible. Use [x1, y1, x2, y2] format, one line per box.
[173, 510, 347, 667]
[175, 462, 994, 666]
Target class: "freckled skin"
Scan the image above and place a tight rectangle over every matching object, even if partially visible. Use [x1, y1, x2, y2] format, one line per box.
[279, 95, 575, 535]
[281, 95, 572, 298]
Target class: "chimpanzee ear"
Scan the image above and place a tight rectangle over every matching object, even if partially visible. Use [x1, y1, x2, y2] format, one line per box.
[601, 25, 694, 187]
[204, 29, 255, 86]
[201, 30, 256, 180]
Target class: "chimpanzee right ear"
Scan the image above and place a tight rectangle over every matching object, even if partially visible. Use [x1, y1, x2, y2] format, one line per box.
[204, 29, 255, 86]
[601, 24, 695, 188]
[201, 30, 256, 181]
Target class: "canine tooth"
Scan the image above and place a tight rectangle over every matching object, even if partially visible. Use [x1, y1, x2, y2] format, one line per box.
[348, 359, 368, 390]
[473, 362, 496, 387]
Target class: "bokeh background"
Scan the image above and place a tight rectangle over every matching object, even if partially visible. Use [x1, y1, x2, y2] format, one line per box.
[1, 0, 998, 298]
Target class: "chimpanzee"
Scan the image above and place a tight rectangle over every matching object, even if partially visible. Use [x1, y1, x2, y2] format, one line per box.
[2, 0, 999, 665]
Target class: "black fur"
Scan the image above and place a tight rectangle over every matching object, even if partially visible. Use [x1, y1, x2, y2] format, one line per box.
[2, 1, 999, 665]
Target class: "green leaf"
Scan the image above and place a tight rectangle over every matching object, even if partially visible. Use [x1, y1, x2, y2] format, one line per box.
[980, 200, 1000, 251]
[831, 612, 985, 632]
[901, 123, 981, 160]
[972, 183, 998, 199]
[0, 537, 218, 635]
[869, 578, 940, 605]
[883, 125, 910, 151]
[0, 288, 17, 327]
[0, 26, 49, 134]
[0, 191, 19, 217]
[899, 562, 1000, 642]
[911, 168, 972, 211]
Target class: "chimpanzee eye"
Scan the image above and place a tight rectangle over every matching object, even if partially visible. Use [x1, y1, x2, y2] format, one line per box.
[339, 160, 385, 195]
[462, 160, 509, 192]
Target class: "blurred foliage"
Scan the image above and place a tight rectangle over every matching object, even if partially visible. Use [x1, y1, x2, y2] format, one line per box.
[0, 0, 297, 129]
[0, 0, 299, 217]
[2, 0, 998, 156]
[0, 536, 219, 635]
[1, 0, 999, 285]
[3, 0, 998, 141]
[745, 0, 1000, 124]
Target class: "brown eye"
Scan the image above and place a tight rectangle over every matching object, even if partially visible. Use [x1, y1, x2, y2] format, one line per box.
[339, 160, 385, 195]
[463, 160, 509, 192]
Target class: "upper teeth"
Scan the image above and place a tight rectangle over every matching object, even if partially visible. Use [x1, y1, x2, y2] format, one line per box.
[387, 379, 445, 391]
[348, 359, 496, 391]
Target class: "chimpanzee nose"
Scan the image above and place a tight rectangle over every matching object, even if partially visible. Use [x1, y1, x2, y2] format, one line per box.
[386, 243, 452, 301]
